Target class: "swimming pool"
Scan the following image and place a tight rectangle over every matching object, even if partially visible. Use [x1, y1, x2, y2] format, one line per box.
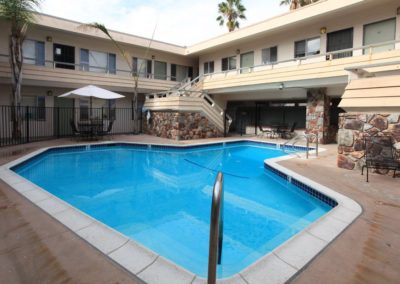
[12, 141, 335, 278]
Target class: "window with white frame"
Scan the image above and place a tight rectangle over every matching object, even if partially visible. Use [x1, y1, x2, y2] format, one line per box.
[154, 61, 167, 80]
[262, 46, 278, 64]
[80, 49, 116, 74]
[133, 57, 152, 78]
[22, 40, 45, 66]
[294, 37, 320, 58]
[79, 99, 89, 121]
[204, 61, 214, 74]
[364, 18, 396, 54]
[21, 96, 46, 120]
[221, 56, 236, 71]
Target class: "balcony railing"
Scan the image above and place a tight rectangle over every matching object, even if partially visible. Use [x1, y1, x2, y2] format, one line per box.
[203, 39, 400, 79]
[0, 54, 182, 82]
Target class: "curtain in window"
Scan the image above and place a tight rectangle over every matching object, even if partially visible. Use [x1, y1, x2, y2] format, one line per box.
[240, 52, 254, 73]
[364, 18, 396, 54]
[108, 54, 116, 74]
[154, 61, 167, 80]
[89, 51, 107, 73]
[262, 47, 277, 64]
[80, 49, 89, 71]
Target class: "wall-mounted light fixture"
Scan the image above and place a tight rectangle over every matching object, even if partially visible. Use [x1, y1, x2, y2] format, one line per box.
[46, 36, 53, 42]
[46, 90, 53, 96]
[279, 83, 284, 90]
[397, 7, 400, 15]
[236, 49, 240, 55]
[151, 55, 155, 60]
[320, 27, 327, 34]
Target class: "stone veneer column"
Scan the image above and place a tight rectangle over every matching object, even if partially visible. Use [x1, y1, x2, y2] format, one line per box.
[306, 88, 330, 144]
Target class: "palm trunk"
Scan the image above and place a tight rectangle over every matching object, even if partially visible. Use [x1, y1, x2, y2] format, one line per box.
[9, 34, 23, 140]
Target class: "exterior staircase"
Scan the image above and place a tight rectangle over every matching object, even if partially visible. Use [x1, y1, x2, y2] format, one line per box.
[143, 75, 232, 133]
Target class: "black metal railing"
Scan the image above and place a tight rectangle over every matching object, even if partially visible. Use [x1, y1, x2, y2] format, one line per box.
[0, 105, 142, 147]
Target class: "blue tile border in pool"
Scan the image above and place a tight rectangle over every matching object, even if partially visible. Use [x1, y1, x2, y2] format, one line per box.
[264, 163, 338, 208]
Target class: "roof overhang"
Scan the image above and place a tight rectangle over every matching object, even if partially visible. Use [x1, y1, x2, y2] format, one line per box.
[339, 75, 400, 113]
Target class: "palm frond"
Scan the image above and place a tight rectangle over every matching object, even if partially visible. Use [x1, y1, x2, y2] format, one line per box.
[78, 22, 132, 70]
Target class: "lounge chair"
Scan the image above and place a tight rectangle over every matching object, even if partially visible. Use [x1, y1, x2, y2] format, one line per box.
[258, 125, 272, 138]
[281, 122, 297, 139]
[361, 136, 400, 182]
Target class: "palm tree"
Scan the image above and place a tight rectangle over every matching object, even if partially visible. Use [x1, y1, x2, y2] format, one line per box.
[0, 0, 41, 139]
[216, 0, 246, 32]
[80, 23, 155, 134]
[280, 0, 319, 10]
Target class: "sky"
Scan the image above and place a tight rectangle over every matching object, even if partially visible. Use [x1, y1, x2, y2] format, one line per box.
[40, 0, 288, 46]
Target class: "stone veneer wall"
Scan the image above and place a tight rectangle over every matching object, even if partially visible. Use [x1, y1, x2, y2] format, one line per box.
[143, 111, 223, 140]
[337, 113, 400, 170]
[306, 88, 334, 144]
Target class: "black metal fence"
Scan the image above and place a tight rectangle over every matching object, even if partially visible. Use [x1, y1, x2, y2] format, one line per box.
[0, 106, 142, 147]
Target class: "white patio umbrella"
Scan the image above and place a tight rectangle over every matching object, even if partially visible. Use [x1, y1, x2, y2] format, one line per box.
[59, 85, 125, 121]
[59, 85, 125, 100]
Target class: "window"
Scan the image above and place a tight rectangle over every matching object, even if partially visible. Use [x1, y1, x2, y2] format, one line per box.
[262, 46, 278, 64]
[22, 40, 45, 66]
[21, 96, 46, 120]
[133, 57, 152, 78]
[171, 64, 189, 82]
[80, 49, 116, 74]
[364, 18, 396, 54]
[295, 37, 320, 58]
[204, 61, 214, 74]
[221, 56, 236, 71]
[79, 99, 89, 121]
[240, 51, 254, 74]
[154, 61, 167, 80]
[327, 28, 354, 59]
[103, 99, 116, 120]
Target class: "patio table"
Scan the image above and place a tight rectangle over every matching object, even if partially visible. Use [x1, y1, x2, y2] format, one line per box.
[78, 121, 103, 139]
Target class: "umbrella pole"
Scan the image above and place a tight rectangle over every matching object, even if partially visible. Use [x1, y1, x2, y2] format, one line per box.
[90, 97, 92, 120]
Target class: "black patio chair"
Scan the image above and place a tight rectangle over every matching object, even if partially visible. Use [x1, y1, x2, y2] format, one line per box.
[281, 122, 297, 139]
[361, 136, 400, 182]
[258, 125, 272, 138]
[98, 120, 114, 139]
[69, 120, 82, 140]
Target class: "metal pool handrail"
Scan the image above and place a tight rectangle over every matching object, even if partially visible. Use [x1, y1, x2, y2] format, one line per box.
[208, 172, 224, 284]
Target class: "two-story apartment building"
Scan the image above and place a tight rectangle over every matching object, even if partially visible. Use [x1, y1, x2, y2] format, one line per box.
[1, 0, 400, 144]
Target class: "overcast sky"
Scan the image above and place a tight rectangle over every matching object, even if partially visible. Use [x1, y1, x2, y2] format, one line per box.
[41, 0, 288, 46]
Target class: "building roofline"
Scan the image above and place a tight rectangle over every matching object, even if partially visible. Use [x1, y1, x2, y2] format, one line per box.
[28, 0, 376, 56]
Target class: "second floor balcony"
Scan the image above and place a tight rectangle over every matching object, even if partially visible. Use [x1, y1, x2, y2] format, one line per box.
[201, 40, 400, 93]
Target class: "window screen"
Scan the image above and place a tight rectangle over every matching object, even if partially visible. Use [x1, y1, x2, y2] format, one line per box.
[262, 46, 278, 64]
[327, 28, 353, 59]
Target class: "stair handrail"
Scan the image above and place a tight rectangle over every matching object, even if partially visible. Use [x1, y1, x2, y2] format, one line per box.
[208, 172, 224, 284]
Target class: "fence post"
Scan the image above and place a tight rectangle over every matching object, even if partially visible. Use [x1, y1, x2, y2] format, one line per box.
[26, 106, 30, 143]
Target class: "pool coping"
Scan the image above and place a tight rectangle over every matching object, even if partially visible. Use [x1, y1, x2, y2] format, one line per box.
[0, 139, 362, 284]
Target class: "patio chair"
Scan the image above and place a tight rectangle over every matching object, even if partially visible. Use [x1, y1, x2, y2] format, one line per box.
[98, 120, 114, 139]
[281, 122, 297, 139]
[361, 136, 400, 182]
[258, 125, 272, 138]
[69, 120, 82, 140]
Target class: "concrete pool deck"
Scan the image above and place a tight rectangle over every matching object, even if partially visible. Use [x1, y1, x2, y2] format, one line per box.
[0, 135, 399, 283]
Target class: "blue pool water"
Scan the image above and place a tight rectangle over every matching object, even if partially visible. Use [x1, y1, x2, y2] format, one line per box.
[13, 142, 332, 278]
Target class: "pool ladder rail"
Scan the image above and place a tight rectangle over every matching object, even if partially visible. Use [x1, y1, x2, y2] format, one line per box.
[208, 172, 224, 284]
[282, 133, 319, 159]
